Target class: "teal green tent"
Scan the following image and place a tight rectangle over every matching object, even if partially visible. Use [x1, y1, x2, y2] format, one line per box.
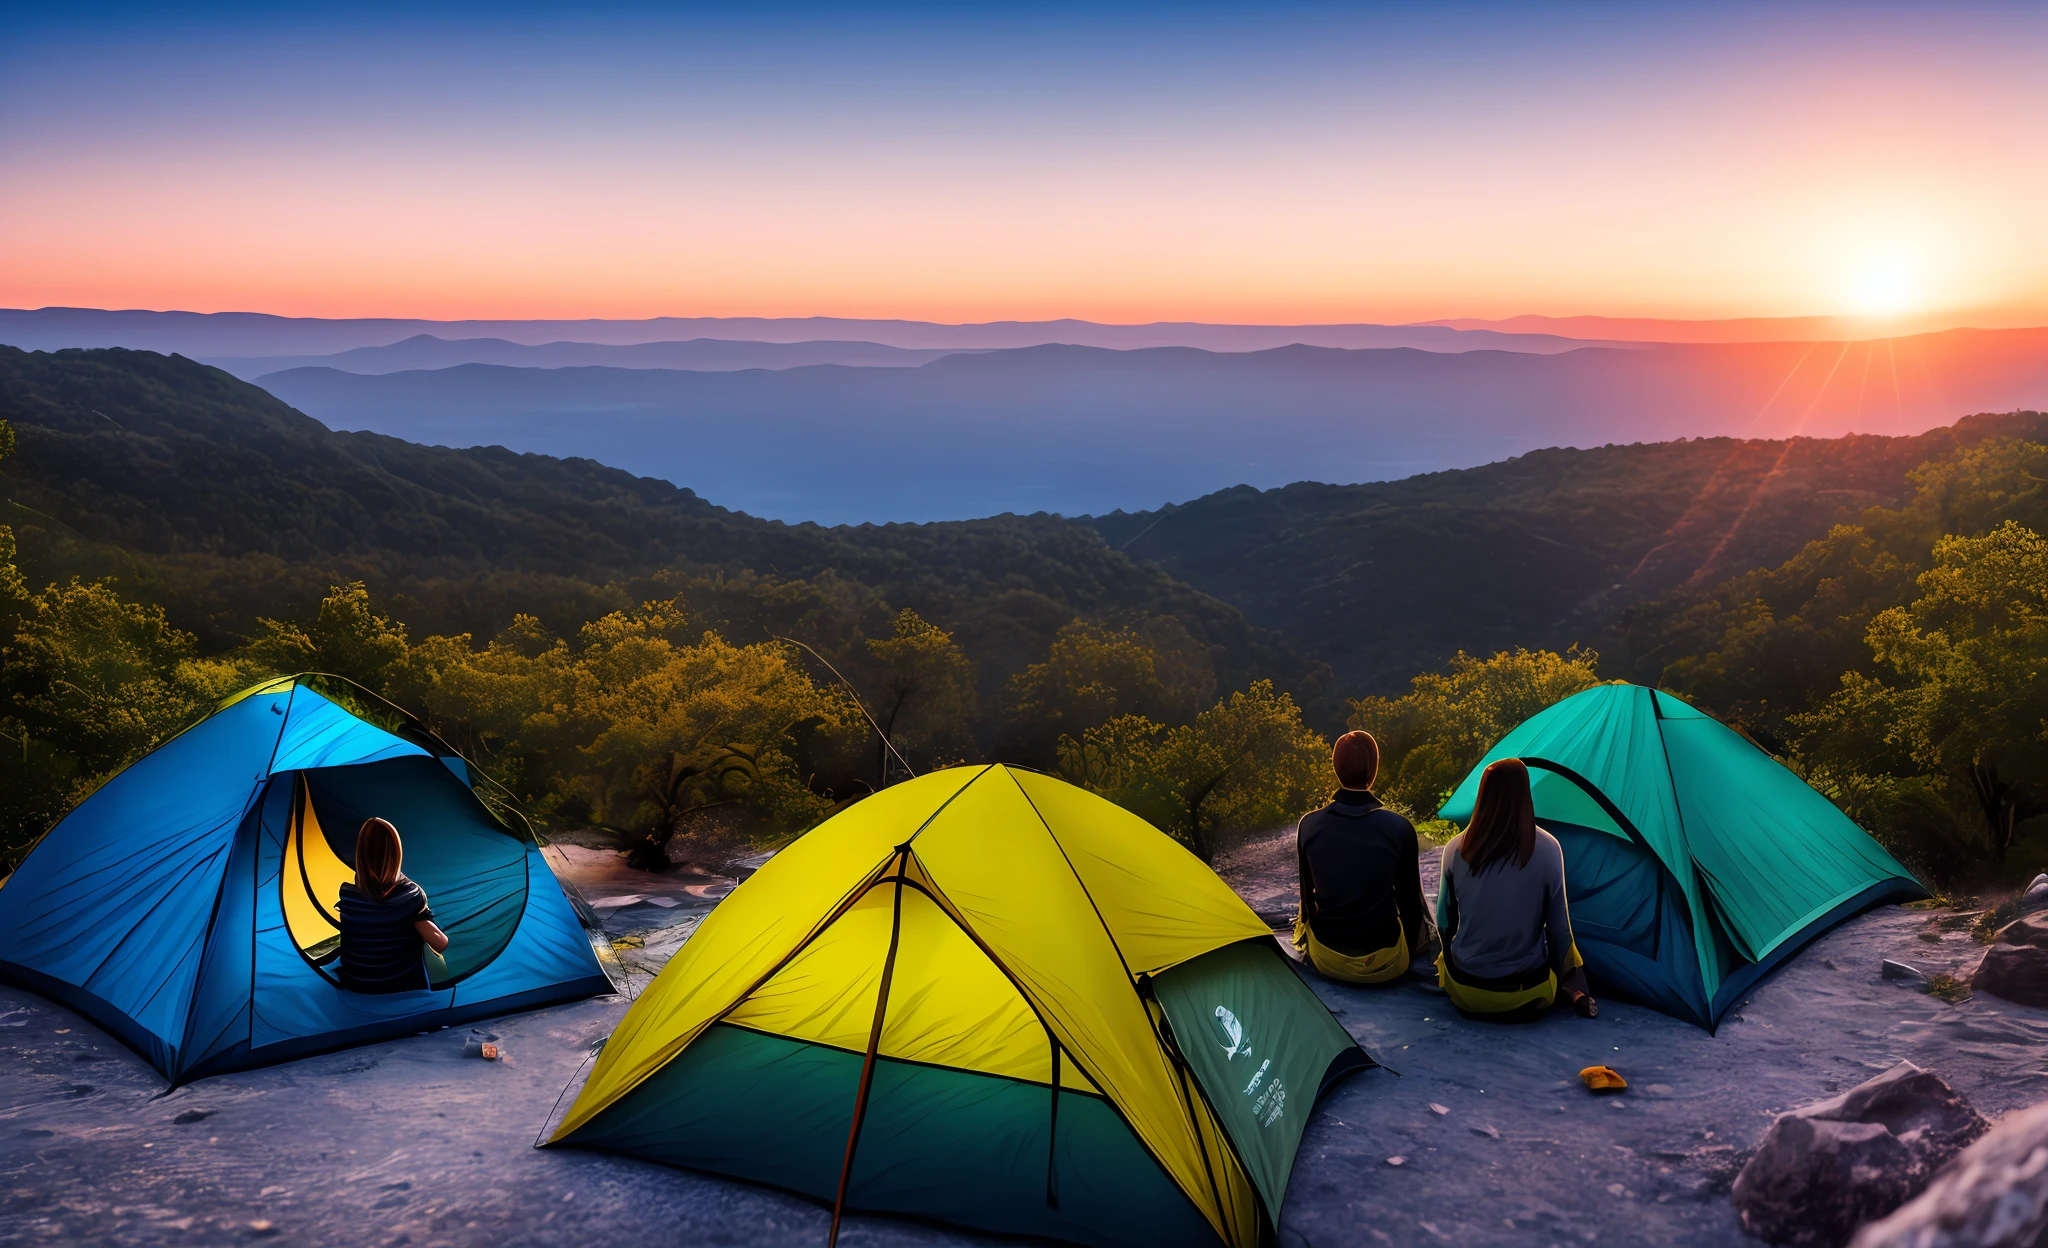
[1437, 684, 1924, 1028]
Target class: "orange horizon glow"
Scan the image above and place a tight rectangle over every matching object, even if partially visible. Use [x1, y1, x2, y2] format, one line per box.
[8, 172, 2039, 330]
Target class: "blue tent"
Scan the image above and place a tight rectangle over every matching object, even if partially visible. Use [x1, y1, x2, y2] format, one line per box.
[1438, 684, 1925, 1029]
[0, 677, 612, 1083]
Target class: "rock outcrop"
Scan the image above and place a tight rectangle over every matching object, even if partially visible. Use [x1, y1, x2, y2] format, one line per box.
[1851, 1096, 2048, 1248]
[1973, 913, 2048, 1008]
[1733, 1062, 1990, 1246]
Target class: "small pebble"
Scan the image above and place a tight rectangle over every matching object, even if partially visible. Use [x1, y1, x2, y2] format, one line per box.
[1470, 1124, 1501, 1139]
[1428, 1102, 1449, 1116]
[1385, 1156, 1407, 1166]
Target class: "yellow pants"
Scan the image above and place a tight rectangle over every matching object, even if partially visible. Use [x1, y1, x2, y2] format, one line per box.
[1293, 915, 1409, 985]
[1437, 943, 1584, 1017]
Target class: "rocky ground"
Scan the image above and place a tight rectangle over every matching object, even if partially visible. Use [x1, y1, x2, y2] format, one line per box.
[2, 831, 2043, 1247]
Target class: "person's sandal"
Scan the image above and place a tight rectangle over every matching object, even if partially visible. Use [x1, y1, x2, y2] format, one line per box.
[1568, 991, 1598, 1019]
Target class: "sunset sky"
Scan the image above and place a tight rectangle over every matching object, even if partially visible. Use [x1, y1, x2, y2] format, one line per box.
[4, 2, 2045, 327]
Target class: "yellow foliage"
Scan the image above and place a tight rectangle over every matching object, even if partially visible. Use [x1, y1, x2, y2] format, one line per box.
[1347, 647, 1604, 819]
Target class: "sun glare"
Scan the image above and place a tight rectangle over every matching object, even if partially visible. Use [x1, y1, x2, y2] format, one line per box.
[1848, 258, 1919, 319]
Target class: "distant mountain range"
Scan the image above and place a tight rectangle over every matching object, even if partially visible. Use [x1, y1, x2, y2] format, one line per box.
[0, 307, 1618, 357]
[253, 328, 2048, 523]
[201, 335, 969, 380]
[7, 306, 2045, 527]
[1421, 313, 1910, 343]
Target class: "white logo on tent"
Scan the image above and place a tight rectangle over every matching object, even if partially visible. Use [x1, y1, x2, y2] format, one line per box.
[1214, 1004, 1249, 1060]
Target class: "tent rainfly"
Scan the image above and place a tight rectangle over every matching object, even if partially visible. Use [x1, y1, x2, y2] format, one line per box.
[0, 677, 612, 1084]
[1437, 684, 1926, 1029]
[549, 764, 1371, 1248]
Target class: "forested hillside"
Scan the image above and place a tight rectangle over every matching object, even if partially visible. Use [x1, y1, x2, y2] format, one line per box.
[1605, 435, 2048, 877]
[0, 347, 1322, 714]
[1090, 413, 2048, 691]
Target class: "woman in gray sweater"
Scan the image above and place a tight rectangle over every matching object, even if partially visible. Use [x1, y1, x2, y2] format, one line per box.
[1435, 758, 1598, 1019]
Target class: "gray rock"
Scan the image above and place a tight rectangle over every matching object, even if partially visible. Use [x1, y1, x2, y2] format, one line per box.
[1851, 1096, 2048, 1248]
[2019, 873, 2048, 914]
[1733, 1062, 1990, 1246]
[1974, 914, 2048, 1008]
[1735, 1118, 1922, 1245]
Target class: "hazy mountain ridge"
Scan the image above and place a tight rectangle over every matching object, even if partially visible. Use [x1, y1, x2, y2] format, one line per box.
[253, 328, 2048, 523]
[202, 334, 969, 380]
[0, 306, 1620, 357]
[1424, 313, 1898, 343]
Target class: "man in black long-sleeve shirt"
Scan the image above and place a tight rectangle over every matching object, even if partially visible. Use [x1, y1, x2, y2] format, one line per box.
[1293, 730, 1435, 984]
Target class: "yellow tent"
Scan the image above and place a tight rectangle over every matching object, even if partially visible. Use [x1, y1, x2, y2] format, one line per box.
[550, 764, 1370, 1247]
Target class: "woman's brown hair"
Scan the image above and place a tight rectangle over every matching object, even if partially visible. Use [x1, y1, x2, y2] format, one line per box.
[1460, 758, 1537, 874]
[355, 818, 404, 900]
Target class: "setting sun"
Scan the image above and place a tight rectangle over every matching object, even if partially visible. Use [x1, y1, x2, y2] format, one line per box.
[1849, 257, 1921, 319]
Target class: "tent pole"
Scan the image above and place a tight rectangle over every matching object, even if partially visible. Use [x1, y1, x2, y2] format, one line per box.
[828, 848, 909, 1246]
[1044, 1039, 1061, 1208]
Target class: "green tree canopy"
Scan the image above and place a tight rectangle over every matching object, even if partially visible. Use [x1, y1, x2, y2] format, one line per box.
[1058, 680, 1325, 863]
[1625, 437, 2048, 746]
[0, 559, 241, 869]
[862, 608, 977, 783]
[1800, 520, 2048, 863]
[246, 581, 411, 693]
[405, 595, 859, 868]
[1347, 647, 1605, 819]
[1005, 616, 1216, 762]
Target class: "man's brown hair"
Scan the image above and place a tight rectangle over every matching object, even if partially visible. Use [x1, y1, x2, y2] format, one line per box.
[354, 818, 404, 900]
[1333, 730, 1379, 790]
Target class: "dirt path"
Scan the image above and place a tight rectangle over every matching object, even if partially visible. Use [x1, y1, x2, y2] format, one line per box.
[3, 837, 2041, 1247]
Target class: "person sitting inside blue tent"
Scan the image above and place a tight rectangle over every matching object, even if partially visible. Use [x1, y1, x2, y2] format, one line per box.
[1437, 758, 1598, 1020]
[338, 818, 451, 995]
[1294, 730, 1437, 984]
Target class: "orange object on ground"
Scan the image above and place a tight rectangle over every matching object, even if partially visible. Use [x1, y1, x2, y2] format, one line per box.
[479, 1043, 499, 1060]
[1579, 1065, 1626, 1092]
